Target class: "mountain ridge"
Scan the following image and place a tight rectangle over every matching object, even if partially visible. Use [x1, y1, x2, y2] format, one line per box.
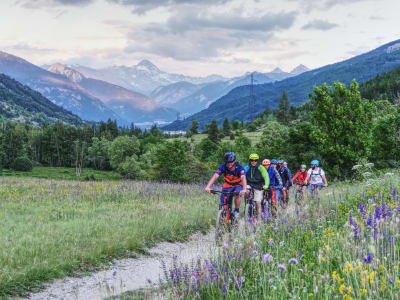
[163, 39, 400, 130]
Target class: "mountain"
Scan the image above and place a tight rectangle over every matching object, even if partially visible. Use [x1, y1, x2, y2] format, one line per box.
[47, 63, 178, 123]
[290, 64, 310, 75]
[0, 73, 82, 125]
[73, 60, 228, 96]
[164, 39, 400, 130]
[360, 65, 400, 102]
[151, 71, 287, 116]
[0, 51, 124, 124]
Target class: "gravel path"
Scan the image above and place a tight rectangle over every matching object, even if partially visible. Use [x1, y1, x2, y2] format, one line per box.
[21, 230, 217, 300]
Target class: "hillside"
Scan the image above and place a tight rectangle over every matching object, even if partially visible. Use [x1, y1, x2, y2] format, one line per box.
[0, 52, 125, 124]
[360, 65, 400, 102]
[48, 63, 178, 123]
[0, 73, 82, 125]
[164, 39, 400, 130]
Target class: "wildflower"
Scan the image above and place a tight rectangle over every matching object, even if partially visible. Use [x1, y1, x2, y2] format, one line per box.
[278, 264, 286, 271]
[360, 288, 367, 295]
[263, 253, 273, 263]
[396, 279, 400, 285]
[308, 292, 314, 297]
[363, 253, 373, 264]
[268, 239, 274, 247]
[112, 270, 117, 277]
[339, 284, 346, 293]
[289, 258, 299, 265]
[146, 278, 152, 284]
[379, 264, 384, 271]
[154, 285, 160, 289]
[298, 269, 304, 273]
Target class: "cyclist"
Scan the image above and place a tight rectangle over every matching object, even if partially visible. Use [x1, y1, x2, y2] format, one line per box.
[305, 160, 328, 199]
[205, 152, 247, 220]
[244, 154, 270, 222]
[278, 160, 292, 206]
[266, 159, 283, 217]
[292, 164, 309, 200]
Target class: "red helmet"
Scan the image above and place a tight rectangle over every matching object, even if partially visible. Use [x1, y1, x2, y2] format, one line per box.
[262, 159, 270, 166]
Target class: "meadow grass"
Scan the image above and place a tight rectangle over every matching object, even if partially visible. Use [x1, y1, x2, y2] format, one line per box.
[0, 177, 216, 297]
[147, 174, 400, 299]
[1, 167, 121, 181]
[175, 131, 262, 146]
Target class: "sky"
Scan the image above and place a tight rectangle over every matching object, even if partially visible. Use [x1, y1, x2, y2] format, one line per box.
[1, 0, 399, 77]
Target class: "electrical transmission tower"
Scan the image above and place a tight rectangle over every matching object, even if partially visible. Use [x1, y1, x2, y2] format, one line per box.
[248, 72, 255, 120]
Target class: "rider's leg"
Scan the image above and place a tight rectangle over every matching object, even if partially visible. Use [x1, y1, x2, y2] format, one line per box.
[254, 189, 263, 222]
[271, 189, 277, 218]
[234, 194, 241, 219]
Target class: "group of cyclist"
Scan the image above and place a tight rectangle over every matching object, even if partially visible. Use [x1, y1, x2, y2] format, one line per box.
[205, 152, 328, 222]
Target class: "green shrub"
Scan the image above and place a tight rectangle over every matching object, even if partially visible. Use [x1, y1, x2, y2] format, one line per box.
[12, 157, 33, 172]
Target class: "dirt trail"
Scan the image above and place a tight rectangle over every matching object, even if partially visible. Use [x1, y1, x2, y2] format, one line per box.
[22, 230, 217, 300]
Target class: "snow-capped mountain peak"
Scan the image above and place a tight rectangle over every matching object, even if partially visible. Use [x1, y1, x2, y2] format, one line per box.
[290, 64, 310, 75]
[48, 63, 85, 83]
[136, 59, 160, 73]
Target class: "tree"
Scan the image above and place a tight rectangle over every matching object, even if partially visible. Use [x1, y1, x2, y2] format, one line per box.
[208, 120, 220, 143]
[108, 135, 140, 170]
[198, 138, 218, 161]
[256, 121, 289, 160]
[189, 120, 199, 135]
[222, 118, 231, 136]
[232, 120, 241, 131]
[88, 137, 111, 170]
[154, 140, 189, 182]
[310, 80, 374, 176]
[275, 91, 291, 125]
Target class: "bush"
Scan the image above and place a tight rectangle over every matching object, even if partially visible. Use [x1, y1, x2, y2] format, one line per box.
[12, 157, 33, 172]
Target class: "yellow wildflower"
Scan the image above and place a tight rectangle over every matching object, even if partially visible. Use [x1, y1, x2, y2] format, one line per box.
[308, 293, 313, 297]
[339, 284, 346, 294]
[394, 266, 399, 270]
[343, 294, 353, 300]
[396, 280, 400, 285]
[360, 289, 367, 295]
[379, 264, 384, 271]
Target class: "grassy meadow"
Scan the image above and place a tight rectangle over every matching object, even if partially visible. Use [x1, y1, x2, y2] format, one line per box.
[175, 131, 262, 146]
[0, 177, 216, 297]
[0, 167, 122, 181]
[142, 173, 400, 299]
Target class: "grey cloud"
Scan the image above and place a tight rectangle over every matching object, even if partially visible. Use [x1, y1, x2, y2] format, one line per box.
[167, 11, 297, 33]
[15, 0, 95, 9]
[288, 0, 372, 11]
[107, 0, 233, 14]
[302, 19, 338, 31]
[119, 7, 296, 61]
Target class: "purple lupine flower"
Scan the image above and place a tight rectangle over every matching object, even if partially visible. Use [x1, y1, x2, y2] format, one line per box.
[378, 190, 381, 199]
[112, 270, 117, 277]
[390, 277, 394, 285]
[222, 283, 227, 296]
[349, 213, 355, 226]
[362, 192, 366, 200]
[278, 264, 286, 271]
[366, 214, 373, 226]
[395, 195, 399, 201]
[374, 206, 381, 220]
[392, 188, 397, 197]
[154, 284, 160, 289]
[263, 253, 273, 263]
[147, 278, 152, 284]
[363, 253, 373, 264]
[359, 202, 364, 214]
[289, 258, 299, 265]
[385, 208, 392, 218]
[268, 239, 274, 247]
[374, 229, 378, 242]
[382, 202, 386, 213]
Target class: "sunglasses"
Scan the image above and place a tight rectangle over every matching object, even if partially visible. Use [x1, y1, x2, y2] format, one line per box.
[250, 159, 258, 162]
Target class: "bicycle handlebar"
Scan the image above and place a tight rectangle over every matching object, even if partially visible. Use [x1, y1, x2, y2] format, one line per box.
[210, 189, 240, 195]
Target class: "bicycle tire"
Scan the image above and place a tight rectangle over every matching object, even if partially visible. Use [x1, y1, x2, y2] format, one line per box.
[215, 209, 225, 245]
[279, 193, 287, 209]
[295, 190, 303, 205]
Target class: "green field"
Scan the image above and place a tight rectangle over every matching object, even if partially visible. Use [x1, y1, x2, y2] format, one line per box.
[0, 177, 216, 297]
[137, 174, 400, 299]
[0, 167, 122, 181]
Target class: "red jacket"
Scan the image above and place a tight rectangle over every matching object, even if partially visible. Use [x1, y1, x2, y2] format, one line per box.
[292, 170, 309, 185]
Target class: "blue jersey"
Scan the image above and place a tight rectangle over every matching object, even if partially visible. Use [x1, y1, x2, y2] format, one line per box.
[216, 163, 245, 188]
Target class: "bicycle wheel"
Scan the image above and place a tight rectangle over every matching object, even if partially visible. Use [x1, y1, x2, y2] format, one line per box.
[278, 190, 286, 209]
[295, 189, 303, 205]
[215, 209, 226, 245]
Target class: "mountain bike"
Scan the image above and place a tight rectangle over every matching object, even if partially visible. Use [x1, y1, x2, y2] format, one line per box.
[277, 187, 287, 209]
[295, 184, 307, 205]
[244, 187, 256, 226]
[210, 190, 240, 245]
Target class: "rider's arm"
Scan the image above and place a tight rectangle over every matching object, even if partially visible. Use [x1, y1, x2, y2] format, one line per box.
[292, 171, 299, 184]
[205, 173, 220, 193]
[258, 165, 269, 189]
[322, 173, 328, 187]
[305, 169, 311, 183]
[274, 168, 283, 186]
[287, 168, 293, 186]
[241, 175, 247, 194]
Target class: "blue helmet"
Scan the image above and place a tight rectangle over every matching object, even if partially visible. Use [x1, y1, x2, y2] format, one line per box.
[311, 160, 319, 166]
[277, 159, 284, 165]
[224, 152, 236, 163]
[270, 159, 278, 164]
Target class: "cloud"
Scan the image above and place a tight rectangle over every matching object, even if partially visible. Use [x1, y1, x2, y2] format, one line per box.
[287, 0, 373, 11]
[15, 0, 95, 9]
[302, 19, 338, 31]
[118, 8, 296, 61]
[107, 0, 233, 14]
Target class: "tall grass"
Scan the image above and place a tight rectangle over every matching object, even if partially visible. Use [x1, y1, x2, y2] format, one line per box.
[151, 174, 400, 299]
[0, 178, 215, 297]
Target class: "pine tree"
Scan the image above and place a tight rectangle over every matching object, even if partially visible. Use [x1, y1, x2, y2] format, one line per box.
[222, 117, 231, 136]
[275, 91, 291, 125]
[208, 120, 220, 143]
[189, 120, 199, 134]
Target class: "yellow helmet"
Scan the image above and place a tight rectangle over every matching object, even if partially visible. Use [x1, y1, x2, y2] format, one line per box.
[249, 153, 259, 160]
